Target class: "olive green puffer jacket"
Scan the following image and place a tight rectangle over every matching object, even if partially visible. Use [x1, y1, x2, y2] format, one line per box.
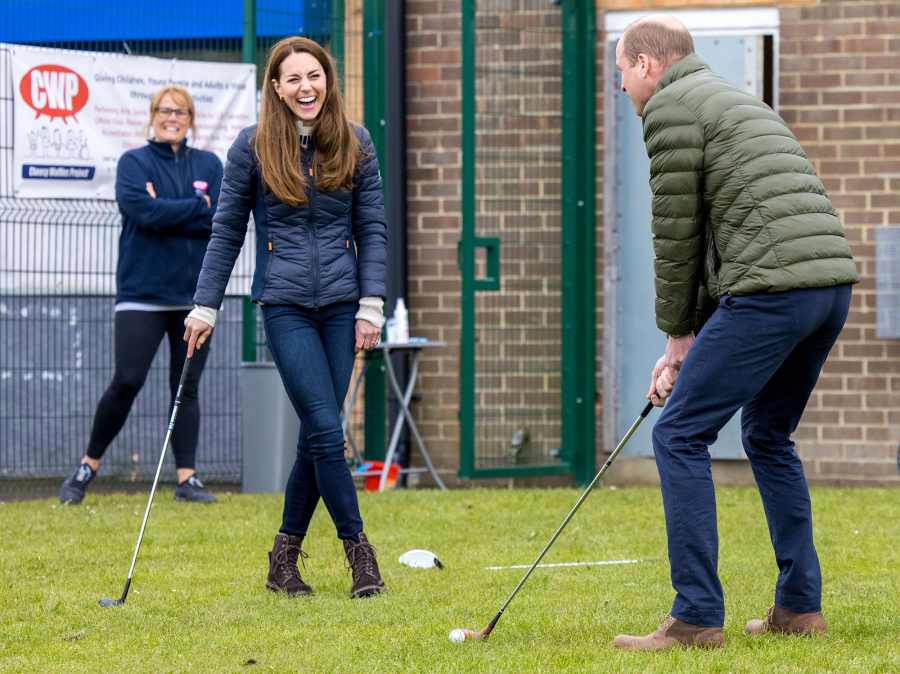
[642, 54, 859, 335]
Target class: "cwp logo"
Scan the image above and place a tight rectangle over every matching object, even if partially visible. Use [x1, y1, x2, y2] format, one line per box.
[19, 64, 89, 123]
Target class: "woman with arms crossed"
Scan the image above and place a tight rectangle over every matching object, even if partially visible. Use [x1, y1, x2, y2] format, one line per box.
[60, 86, 222, 505]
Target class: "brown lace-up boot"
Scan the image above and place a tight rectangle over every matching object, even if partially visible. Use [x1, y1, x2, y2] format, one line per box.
[745, 605, 827, 636]
[613, 615, 725, 651]
[342, 532, 386, 598]
[265, 533, 313, 597]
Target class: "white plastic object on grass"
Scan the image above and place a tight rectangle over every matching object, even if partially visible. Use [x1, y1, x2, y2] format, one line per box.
[398, 549, 443, 569]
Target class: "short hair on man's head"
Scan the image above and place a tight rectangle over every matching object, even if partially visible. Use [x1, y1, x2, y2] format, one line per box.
[622, 18, 694, 66]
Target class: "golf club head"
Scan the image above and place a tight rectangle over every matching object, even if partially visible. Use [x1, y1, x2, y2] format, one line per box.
[98, 597, 125, 607]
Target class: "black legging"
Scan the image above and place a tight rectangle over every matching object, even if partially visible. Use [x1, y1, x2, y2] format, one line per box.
[86, 310, 211, 469]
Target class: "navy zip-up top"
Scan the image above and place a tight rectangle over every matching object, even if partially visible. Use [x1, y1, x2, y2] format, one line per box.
[114, 140, 223, 305]
[193, 124, 387, 310]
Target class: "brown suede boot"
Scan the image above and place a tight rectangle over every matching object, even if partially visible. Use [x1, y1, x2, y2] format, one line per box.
[265, 533, 313, 597]
[613, 615, 725, 651]
[342, 532, 386, 598]
[745, 605, 827, 636]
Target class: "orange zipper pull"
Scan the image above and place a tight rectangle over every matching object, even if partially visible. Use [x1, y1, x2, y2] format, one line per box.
[267, 241, 273, 252]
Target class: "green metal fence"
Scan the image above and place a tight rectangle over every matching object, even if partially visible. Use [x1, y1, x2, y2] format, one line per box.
[0, 1, 376, 484]
[459, 0, 595, 484]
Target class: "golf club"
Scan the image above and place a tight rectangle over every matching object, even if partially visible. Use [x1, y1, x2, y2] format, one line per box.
[99, 354, 193, 607]
[450, 401, 655, 642]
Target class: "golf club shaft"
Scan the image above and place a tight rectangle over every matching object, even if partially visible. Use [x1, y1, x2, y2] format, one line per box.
[484, 401, 655, 636]
[122, 355, 193, 589]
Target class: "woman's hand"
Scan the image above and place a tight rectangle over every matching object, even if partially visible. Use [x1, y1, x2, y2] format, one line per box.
[183, 317, 214, 358]
[355, 319, 381, 353]
[145, 181, 157, 198]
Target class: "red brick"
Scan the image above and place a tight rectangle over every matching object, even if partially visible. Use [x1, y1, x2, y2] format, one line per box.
[843, 107, 884, 123]
[843, 72, 887, 88]
[845, 177, 886, 191]
[821, 393, 863, 408]
[865, 125, 900, 140]
[407, 33, 438, 49]
[819, 54, 865, 71]
[843, 210, 886, 225]
[825, 127, 864, 142]
[865, 160, 900, 173]
[820, 160, 862, 176]
[822, 426, 863, 440]
[797, 39, 844, 56]
[865, 19, 900, 36]
[845, 4, 888, 19]
[823, 91, 863, 105]
[842, 37, 888, 53]
[865, 55, 900, 70]
[847, 377, 889, 391]
[865, 393, 897, 408]
[796, 108, 840, 124]
[800, 73, 842, 89]
[844, 410, 886, 424]
[418, 48, 459, 66]
[871, 193, 900, 208]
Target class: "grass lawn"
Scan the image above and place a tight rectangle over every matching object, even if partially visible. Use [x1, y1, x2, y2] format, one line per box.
[1, 485, 897, 673]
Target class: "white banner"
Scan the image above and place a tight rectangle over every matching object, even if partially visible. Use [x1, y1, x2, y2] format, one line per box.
[9, 44, 256, 200]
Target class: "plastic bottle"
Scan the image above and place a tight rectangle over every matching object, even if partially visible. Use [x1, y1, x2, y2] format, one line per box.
[394, 298, 409, 344]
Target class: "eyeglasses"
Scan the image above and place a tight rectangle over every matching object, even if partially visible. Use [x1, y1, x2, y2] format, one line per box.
[155, 107, 190, 118]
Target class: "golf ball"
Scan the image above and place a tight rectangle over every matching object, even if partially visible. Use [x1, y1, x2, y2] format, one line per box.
[448, 628, 467, 644]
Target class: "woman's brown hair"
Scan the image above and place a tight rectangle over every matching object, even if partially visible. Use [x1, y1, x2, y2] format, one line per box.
[146, 86, 196, 139]
[256, 36, 360, 207]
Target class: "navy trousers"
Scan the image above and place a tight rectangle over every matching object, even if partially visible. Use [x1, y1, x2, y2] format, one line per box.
[652, 284, 852, 627]
[262, 302, 363, 540]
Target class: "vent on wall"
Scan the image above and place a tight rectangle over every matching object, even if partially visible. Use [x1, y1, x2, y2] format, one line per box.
[876, 226, 900, 339]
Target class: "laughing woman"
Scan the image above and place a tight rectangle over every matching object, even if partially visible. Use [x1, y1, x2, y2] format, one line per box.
[59, 86, 222, 505]
[183, 37, 388, 598]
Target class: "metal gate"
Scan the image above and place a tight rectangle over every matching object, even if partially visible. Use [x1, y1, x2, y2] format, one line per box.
[459, 0, 595, 482]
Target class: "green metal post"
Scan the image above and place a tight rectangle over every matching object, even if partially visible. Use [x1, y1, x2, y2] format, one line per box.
[458, 0, 476, 479]
[241, 0, 257, 366]
[363, 0, 387, 461]
[331, 0, 345, 90]
[242, 0, 256, 67]
[242, 296, 257, 363]
[561, 0, 596, 485]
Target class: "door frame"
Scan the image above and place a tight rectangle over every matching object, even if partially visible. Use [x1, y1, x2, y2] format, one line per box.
[601, 8, 780, 453]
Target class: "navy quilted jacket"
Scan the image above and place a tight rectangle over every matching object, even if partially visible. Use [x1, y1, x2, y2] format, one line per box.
[193, 124, 387, 309]
[115, 140, 222, 305]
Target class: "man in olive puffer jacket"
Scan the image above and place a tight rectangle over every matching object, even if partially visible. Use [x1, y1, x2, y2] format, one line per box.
[611, 16, 858, 652]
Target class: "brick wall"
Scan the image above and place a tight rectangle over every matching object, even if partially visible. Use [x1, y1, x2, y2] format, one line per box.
[405, 1, 463, 477]
[404, 0, 900, 486]
[778, 0, 900, 483]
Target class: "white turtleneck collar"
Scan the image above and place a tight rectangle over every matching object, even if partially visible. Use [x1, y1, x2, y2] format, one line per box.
[297, 121, 314, 149]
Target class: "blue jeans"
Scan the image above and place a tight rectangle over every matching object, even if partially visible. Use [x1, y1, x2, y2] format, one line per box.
[262, 302, 363, 540]
[652, 284, 852, 627]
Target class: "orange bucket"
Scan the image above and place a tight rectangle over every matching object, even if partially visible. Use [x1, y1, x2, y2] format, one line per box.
[356, 461, 400, 491]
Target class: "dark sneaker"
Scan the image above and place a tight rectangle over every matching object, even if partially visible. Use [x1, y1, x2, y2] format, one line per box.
[174, 474, 217, 503]
[59, 463, 96, 504]
[746, 605, 827, 636]
[613, 615, 725, 651]
[265, 533, 313, 597]
[343, 532, 386, 598]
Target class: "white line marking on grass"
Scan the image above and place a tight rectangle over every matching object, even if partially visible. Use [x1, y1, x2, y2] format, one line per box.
[486, 559, 641, 571]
